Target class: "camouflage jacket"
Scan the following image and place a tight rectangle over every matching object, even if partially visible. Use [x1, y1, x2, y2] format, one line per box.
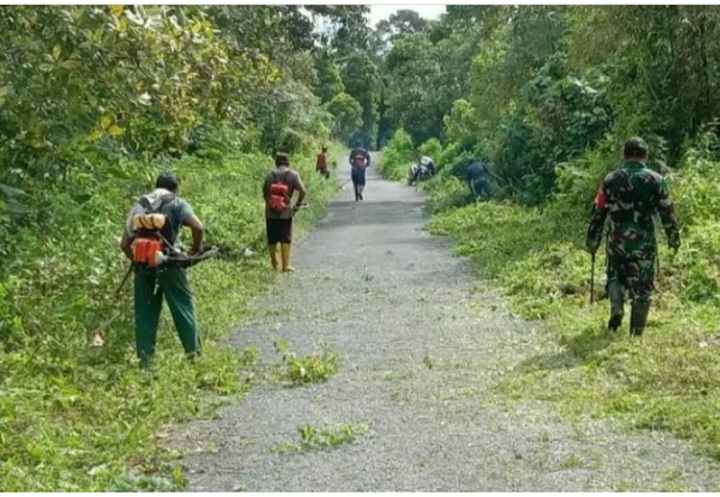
[586, 160, 680, 258]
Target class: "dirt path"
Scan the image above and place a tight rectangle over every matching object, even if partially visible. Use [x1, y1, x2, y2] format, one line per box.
[172, 158, 720, 491]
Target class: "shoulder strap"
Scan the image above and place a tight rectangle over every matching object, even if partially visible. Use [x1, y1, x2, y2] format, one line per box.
[271, 170, 286, 185]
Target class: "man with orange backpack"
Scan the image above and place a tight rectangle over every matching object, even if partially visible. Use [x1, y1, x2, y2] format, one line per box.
[263, 153, 306, 273]
[349, 141, 370, 201]
[120, 172, 205, 368]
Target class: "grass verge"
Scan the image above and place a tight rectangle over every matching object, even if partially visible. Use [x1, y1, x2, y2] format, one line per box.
[0, 145, 343, 491]
[425, 187, 720, 462]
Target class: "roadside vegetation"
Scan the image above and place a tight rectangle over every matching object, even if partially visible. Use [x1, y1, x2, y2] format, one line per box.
[377, 6, 720, 461]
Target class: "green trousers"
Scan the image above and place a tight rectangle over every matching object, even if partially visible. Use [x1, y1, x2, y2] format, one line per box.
[134, 267, 200, 365]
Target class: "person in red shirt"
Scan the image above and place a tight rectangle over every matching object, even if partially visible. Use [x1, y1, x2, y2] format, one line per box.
[316, 146, 330, 179]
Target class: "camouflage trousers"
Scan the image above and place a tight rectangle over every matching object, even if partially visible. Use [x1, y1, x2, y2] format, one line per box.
[606, 253, 656, 304]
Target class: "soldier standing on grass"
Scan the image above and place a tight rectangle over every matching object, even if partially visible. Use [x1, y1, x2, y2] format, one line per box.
[586, 137, 680, 336]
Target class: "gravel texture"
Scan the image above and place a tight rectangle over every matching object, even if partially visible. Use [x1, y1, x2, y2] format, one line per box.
[171, 159, 720, 491]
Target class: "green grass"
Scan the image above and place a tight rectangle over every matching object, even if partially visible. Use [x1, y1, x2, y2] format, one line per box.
[0, 145, 342, 491]
[270, 422, 371, 453]
[422, 155, 720, 465]
[273, 339, 340, 387]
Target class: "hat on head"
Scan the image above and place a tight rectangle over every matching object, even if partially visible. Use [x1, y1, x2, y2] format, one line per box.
[624, 137, 649, 157]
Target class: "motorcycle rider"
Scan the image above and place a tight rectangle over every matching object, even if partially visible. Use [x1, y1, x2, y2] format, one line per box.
[409, 153, 436, 186]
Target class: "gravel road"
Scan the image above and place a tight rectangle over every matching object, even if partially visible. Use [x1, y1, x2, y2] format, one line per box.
[171, 158, 720, 491]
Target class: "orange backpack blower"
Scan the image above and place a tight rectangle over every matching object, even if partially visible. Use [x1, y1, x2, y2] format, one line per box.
[268, 172, 289, 212]
[130, 194, 175, 268]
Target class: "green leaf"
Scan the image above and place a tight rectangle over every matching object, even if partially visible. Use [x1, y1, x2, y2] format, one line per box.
[0, 184, 26, 198]
[108, 125, 124, 136]
[60, 59, 81, 70]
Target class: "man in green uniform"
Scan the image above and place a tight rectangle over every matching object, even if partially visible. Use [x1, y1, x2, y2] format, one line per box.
[120, 172, 205, 366]
[586, 137, 680, 336]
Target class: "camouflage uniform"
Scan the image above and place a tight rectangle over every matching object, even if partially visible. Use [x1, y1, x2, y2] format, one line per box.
[586, 138, 680, 335]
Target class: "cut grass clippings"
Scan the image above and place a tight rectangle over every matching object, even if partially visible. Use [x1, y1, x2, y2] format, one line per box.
[270, 423, 371, 453]
[0, 146, 343, 491]
[425, 197, 720, 463]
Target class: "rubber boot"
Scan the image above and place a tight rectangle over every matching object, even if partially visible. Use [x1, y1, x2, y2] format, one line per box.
[630, 300, 651, 337]
[281, 243, 294, 273]
[268, 243, 279, 271]
[607, 280, 624, 332]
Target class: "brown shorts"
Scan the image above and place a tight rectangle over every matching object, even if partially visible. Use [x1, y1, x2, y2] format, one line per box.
[266, 218, 293, 244]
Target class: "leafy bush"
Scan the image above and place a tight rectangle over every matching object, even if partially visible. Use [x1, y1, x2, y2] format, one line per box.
[418, 138, 442, 162]
[378, 128, 415, 181]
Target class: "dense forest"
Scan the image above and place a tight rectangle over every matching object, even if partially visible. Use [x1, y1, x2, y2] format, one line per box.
[5, 5, 720, 491]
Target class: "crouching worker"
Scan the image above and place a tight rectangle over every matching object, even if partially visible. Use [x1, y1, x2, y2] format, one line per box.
[263, 153, 307, 273]
[120, 172, 205, 367]
[467, 158, 492, 200]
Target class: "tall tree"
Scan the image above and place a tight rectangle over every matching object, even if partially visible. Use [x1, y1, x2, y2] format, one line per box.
[342, 52, 382, 147]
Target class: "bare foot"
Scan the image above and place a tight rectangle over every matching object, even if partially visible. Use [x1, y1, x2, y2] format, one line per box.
[282, 267, 295, 273]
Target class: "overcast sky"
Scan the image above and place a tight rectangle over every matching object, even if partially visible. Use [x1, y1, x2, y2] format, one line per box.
[367, 4, 446, 27]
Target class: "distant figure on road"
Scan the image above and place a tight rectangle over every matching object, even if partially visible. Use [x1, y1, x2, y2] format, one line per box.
[316, 146, 330, 180]
[466, 158, 492, 199]
[349, 141, 370, 202]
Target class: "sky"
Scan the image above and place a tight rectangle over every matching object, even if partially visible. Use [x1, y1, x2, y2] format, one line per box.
[367, 4, 447, 27]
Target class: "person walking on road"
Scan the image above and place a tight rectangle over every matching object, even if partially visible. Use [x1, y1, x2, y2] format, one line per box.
[349, 141, 370, 201]
[586, 137, 680, 336]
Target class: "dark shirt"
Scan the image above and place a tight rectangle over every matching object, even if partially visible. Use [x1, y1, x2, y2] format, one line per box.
[350, 148, 370, 168]
[467, 161, 490, 182]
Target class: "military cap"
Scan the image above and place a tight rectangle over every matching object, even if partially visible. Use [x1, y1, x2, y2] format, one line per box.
[624, 137, 649, 156]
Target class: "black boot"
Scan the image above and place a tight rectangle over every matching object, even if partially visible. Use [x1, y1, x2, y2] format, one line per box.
[607, 280, 624, 332]
[630, 300, 651, 337]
